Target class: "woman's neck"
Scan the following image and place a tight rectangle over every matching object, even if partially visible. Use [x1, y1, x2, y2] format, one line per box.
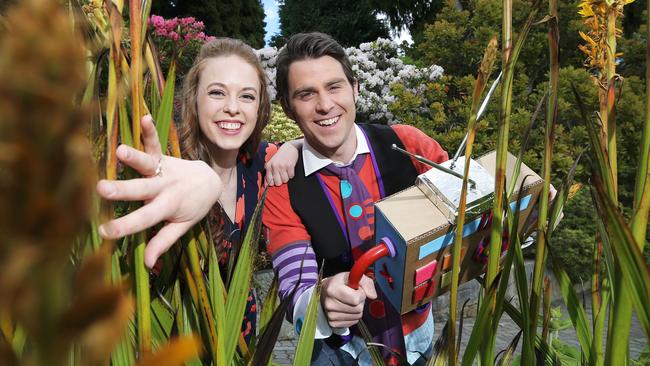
[208, 146, 239, 176]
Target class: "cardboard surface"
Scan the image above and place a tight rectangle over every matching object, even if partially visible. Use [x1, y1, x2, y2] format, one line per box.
[373, 151, 544, 314]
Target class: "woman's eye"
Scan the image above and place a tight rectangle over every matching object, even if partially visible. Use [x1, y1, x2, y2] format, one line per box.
[241, 94, 256, 101]
[208, 90, 225, 97]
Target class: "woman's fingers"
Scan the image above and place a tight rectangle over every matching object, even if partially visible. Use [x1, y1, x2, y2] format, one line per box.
[96, 177, 163, 201]
[144, 221, 193, 268]
[141, 114, 163, 159]
[98, 198, 168, 239]
[116, 144, 160, 177]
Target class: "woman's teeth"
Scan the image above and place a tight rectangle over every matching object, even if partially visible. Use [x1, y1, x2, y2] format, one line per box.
[317, 117, 338, 126]
[218, 121, 242, 130]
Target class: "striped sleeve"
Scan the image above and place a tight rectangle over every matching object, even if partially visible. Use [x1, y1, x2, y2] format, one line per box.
[263, 183, 315, 319]
[271, 241, 319, 318]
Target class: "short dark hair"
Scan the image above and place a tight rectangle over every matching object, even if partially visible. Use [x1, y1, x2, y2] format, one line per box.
[276, 32, 356, 107]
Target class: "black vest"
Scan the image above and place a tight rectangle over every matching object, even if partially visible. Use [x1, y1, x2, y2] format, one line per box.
[287, 124, 419, 277]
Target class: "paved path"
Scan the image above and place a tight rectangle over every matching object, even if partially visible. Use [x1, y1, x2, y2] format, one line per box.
[253, 271, 647, 365]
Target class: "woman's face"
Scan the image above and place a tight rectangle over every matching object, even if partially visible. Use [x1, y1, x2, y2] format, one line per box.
[196, 55, 260, 155]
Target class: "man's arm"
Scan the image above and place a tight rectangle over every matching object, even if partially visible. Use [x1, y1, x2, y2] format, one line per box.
[263, 184, 376, 333]
[391, 124, 449, 173]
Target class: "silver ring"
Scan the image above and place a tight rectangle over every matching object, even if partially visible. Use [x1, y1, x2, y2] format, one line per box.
[154, 157, 163, 177]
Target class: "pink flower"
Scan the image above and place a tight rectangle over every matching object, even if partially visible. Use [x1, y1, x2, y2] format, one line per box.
[149, 14, 164, 27]
[180, 17, 195, 26]
[169, 31, 180, 41]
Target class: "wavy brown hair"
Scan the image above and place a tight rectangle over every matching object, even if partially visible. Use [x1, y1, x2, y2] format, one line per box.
[178, 38, 271, 164]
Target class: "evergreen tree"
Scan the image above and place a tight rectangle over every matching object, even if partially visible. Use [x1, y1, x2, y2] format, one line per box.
[273, 0, 389, 48]
[151, 0, 266, 48]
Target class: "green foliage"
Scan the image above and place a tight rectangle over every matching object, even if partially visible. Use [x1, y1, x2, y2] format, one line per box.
[151, 0, 266, 48]
[272, 0, 389, 47]
[414, 0, 587, 85]
[262, 103, 303, 143]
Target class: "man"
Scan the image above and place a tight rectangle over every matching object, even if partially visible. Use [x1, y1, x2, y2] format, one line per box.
[97, 32, 448, 365]
[263, 32, 448, 365]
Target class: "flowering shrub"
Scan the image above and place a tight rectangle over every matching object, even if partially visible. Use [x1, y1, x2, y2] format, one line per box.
[255, 38, 444, 124]
[149, 15, 215, 47]
[262, 103, 302, 143]
[255, 47, 279, 101]
[148, 15, 216, 79]
[347, 38, 444, 124]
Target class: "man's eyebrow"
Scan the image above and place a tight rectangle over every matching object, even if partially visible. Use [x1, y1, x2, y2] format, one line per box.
[292, 86, 316, 98]
[326, 78, 346, 87]
[292, 78, 348, 98]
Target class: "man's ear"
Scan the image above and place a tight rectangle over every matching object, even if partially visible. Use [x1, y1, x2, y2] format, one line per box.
[280, 98, 295, 121]
[280, 98, 298, 123]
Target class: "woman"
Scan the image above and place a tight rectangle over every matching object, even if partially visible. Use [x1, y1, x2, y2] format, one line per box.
[97, 38, 299, 342]
[179, 38, 300, 342]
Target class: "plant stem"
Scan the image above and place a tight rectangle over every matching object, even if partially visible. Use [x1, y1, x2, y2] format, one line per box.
[528, 1, 559, 362]
[134, 232, 151, 355]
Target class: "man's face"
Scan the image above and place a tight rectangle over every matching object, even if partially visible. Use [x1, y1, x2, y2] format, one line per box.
[285, 56, 358, 163]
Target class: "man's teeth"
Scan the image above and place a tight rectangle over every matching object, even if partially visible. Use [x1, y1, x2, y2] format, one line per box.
[317, 117, 338, 126]
[218, 121, 242, 130]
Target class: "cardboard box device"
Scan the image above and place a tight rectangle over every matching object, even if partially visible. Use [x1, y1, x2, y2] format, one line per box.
[373, 151, 543, 315]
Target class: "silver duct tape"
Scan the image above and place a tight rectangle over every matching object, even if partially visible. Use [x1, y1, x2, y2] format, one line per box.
[415, 157, 495, 222]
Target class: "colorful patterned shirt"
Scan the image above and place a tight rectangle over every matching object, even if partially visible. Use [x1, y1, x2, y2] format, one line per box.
[207, 141, 278, 343]
[263, 124, 448, 364]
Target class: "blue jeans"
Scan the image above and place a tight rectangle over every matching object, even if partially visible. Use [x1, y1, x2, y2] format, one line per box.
[310, 339, 433, 366]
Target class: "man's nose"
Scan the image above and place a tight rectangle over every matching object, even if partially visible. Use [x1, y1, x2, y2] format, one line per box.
[315, 93, 335, 114]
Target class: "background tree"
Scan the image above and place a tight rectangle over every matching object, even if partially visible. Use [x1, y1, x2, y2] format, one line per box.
[152, 0, 266, 48]
[272, 0, 390, 47]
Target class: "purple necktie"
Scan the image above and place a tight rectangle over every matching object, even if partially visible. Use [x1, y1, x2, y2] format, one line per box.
[322, 154, 406, 361]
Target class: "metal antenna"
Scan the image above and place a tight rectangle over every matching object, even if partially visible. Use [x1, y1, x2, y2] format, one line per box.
[391, 144, 476, 189]
[450, 71, 503, 170]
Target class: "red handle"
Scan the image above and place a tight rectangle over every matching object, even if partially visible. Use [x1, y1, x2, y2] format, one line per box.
[346, 237, 396, 289]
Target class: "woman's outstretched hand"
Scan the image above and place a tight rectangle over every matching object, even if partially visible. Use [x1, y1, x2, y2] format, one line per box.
[96, 115, 221, 268]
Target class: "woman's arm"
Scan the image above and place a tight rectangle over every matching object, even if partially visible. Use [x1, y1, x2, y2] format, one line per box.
[96, 115, 221, 267]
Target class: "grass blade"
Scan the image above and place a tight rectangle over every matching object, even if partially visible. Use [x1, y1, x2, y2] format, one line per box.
[427, 320, 449, 366]
[292, 274, 321, 366]
[591, 176, 650, 341]
[450, 35, 498, 366]
[461, 272, 502, 366]
[153, 61, 175, 153]
[224, 189, 268, 362]
[496, 331, 522, 366]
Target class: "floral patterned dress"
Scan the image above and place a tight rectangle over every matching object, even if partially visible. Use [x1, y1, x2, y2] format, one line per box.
[207, 142, 278, 344]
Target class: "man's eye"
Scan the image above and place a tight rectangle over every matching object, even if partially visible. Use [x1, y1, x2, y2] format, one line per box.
[298, 91, 314, 100]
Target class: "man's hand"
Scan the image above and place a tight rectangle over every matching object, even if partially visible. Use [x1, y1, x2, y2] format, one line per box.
[320, 272, 377, 328]
[265, 140, 301, 186]
[96, 115, 221, 268]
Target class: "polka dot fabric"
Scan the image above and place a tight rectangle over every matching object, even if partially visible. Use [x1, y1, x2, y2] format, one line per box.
[322, 155, 375, 261]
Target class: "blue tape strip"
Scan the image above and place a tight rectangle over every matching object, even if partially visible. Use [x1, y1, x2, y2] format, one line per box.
[418, 216, 482, 260]
[417, 194, 533, 260]
[509, 194, 532, 212]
